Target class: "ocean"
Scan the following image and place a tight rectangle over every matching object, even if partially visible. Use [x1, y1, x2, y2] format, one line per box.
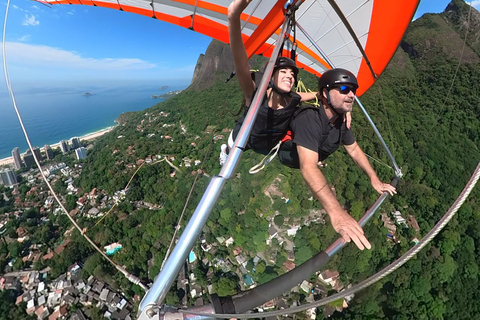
[0, 82, 187, 159]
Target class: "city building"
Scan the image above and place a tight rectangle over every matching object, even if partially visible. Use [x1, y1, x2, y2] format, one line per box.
[44, 144, 54, 160]
[75, 147, 87, 160]
[0, 168, 17, 186]
[23, 150, 35, 169]
[12, 147, 23, 170]
[60, 140, 70, 154]
[32, 147, 42, 161]
[70, 137, 81, 149]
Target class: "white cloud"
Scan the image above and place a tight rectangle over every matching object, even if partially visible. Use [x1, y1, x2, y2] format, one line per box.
[3, 42, 157, 71]
[12, 4, 24, 12]
[18, 35, 30, 42]
[22, 14, 39, 26]
[471, 1, 480, 9]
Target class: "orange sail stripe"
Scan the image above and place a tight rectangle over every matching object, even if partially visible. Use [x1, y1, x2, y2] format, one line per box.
[89, 0, 121, 10]
[285, 35, 331, 75]
[170, 0, 228, 16]
[191, 16, 231, 44]
[244, 1, 285, 59]
[78, 0, 95, 6]
[356, 0, 419, 96]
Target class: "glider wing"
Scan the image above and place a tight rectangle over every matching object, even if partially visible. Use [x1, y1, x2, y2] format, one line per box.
[36, 0, 419, 95]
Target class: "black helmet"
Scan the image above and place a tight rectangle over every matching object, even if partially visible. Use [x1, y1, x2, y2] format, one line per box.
[273, 56, 298, 84]
[318, 68, 358, 91]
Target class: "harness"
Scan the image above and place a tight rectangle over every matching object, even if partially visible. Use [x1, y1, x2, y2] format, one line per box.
[232, 71, 301, 154]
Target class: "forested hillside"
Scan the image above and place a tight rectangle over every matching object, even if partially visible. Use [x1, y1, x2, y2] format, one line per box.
[73, 0, 479, 318]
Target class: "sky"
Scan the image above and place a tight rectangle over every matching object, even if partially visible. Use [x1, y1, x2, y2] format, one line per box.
[0, 0, 479, 92]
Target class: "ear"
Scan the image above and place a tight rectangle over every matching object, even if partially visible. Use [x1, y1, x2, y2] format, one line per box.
[322, 88, 328, 100]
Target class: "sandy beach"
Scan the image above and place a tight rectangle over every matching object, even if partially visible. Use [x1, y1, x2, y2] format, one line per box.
[0, 126, 116, 167]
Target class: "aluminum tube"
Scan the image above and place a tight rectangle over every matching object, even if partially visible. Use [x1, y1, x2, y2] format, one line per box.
[297, 22, 402, 178]
[179, 178, 398, 316]
[138, 13, 292, 319]
[221, 18, 291, 179]
[138, 176, 226, 315]
[325, 178, 399, 257]
[354, 97, 402, 177]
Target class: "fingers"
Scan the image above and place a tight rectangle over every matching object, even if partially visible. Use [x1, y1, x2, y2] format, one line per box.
[331, 211, 371, 250]
[336, 220, 371, 250]
[382, 184, 397, 196]
[350, 231, 371, 250]
[375, 182, 397, 196]
[339, 226, 371, 250]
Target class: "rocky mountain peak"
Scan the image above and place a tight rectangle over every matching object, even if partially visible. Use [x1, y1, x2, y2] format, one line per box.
[189, 39, 235, 91]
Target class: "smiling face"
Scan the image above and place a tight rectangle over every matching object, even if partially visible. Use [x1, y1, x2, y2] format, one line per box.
[323, 85, 356, 114]
[272, 67, 296, 93]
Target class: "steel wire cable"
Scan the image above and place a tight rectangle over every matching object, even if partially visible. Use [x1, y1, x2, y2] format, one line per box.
[159, 77, 238, 272]
[2, 0, 146, 291]
[180, 159, 480, 319]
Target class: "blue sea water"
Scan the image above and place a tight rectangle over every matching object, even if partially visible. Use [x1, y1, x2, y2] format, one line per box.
[0, 82, 187, 159]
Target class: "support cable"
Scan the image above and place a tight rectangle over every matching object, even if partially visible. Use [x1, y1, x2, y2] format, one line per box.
[137, 8, 295, 318]
[178, 160, 480, 319]
[2, 0, 146, 292]
[443, 1, 472, 106]
[159, 77, 239, 274]
[296, 22, 402, 177]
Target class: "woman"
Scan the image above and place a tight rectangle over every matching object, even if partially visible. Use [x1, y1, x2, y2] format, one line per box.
[221, 0, 349, 166]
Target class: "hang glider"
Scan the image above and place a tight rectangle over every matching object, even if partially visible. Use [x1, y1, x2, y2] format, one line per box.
[36, 0, 419, 96]
[29, 1, 420, 318]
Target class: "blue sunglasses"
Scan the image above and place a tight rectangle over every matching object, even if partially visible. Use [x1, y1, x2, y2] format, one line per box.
[335, 85, 356, 95]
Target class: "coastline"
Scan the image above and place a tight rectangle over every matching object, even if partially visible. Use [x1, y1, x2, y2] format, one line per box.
[0, 126, 117, 167]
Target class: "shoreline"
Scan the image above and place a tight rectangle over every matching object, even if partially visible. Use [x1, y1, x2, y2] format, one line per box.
[0, 126, 117, 167]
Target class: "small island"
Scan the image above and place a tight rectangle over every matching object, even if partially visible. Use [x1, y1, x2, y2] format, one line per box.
[152, 90, 183, 99]
[83, 92, 94, 97]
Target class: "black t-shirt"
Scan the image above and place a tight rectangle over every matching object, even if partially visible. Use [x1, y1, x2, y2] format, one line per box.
[232, 91, 301, 154]
[279, 107, 355, 168]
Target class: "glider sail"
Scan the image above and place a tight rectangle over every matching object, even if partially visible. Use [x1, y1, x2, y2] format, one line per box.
[37, 0, 419, 95]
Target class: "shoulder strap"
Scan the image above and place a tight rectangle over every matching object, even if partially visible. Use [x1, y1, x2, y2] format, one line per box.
[293, 104, 320, 118]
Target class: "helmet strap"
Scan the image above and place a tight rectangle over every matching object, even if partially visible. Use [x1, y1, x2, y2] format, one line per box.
[269, 79, 290, 104]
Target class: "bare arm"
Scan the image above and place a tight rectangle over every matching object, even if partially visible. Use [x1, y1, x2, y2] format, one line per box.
[297, 145, 371, 250]
[344, 111, 352, 129]
[297, 91, 317, 102]
[344, 142, 396, 196]
[228, 0, 255, 105]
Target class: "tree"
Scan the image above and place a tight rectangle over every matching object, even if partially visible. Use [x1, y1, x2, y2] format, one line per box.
[0, 290, 34, 320]
[212, 275, 239, 297]
[65, 194, 78, 211]
[274, 214, 285, 226]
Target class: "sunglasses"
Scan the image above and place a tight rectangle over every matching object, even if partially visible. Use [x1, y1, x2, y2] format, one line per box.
[334, 85, 356, 95]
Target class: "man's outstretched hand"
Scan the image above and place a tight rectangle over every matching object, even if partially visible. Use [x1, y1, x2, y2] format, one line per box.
[371, 177, 397, 196]
[329, 210, 371, 250]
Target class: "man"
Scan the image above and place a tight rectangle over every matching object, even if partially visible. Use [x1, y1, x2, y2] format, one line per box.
[279, 68, 396, 250]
